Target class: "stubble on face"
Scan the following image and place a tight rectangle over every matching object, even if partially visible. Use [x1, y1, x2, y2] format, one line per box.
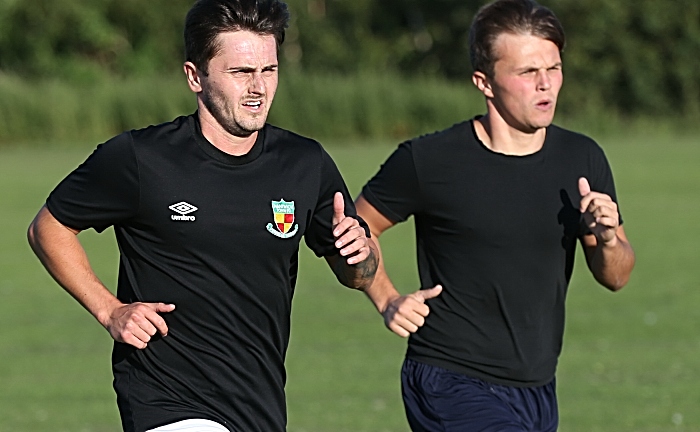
[201, 84, 257, 137]
[199, 31, 279, 139]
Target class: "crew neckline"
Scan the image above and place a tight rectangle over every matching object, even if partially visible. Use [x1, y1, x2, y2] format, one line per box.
[469, 116, 548, 164]
[189, 113, 265, 165]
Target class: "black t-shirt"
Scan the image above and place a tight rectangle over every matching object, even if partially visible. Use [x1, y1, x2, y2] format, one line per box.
[362, 119, 620, 387]
[46, 114, 364, 431]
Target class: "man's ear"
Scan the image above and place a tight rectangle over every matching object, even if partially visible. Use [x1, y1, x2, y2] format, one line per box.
[472, 71, 494, 98]
[184, 61, 203, 93]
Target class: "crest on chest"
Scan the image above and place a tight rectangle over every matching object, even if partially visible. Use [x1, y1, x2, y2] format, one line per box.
[266, 199, 299, 239]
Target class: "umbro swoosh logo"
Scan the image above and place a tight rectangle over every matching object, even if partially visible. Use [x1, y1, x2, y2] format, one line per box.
[169, 201, 198, 221]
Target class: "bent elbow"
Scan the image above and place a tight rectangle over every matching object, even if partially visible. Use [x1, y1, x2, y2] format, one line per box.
[600, 272, 631, 292]
[605, 281, 626, 292]
[27, 219, 39, 250]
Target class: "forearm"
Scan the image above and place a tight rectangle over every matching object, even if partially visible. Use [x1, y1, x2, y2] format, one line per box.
[358, 236, 403, 313]
[329, 239, 379, 290]
[28, 207, 121, 327]
[588, 235, 636, 291]
[363, 268, 403, 314]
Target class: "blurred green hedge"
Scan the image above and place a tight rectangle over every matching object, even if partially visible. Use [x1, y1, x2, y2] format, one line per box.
[0, 71, 486, 145]
[0, 0, 698, 143]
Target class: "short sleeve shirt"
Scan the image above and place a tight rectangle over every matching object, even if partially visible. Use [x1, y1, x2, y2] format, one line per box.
[362, 119, 620, 386]
[47, 114, 365, 431]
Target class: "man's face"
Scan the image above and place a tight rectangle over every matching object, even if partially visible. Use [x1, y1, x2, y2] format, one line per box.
[487, 33, 563, 133]
[199, 31, 279, 137]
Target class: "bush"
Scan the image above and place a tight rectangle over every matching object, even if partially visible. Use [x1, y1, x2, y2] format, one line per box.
[1, 69, 696, 146]
[0, 71, 484, 145]
[0, 73, 195, 145]
[1, 1, 698, 119]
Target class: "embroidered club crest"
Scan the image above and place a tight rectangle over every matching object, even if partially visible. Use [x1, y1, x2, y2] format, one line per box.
[266, 199, 299, 239]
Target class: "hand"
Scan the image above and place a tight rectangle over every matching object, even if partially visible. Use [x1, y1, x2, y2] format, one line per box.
[579, 177, 619, 245]
[332, 192, 371, 265]
[382, 285, 442, 337]
[105, 302, 175, 349]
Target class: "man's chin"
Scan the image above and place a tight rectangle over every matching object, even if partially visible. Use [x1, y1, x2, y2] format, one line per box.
[224, 121, 266, 138]
[529, 115, 555, 131]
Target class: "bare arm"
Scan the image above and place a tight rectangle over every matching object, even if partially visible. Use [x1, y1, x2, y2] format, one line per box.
[581, 227, 635, 291]
[355, 195, 442, 337]
[579, 178, 636, 291]
[325, 249, 378, 291]
[27, 205, 175, 348]
[324, 192, 379, 290]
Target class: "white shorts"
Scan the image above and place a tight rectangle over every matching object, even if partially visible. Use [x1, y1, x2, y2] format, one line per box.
[146, 419, 229, 432]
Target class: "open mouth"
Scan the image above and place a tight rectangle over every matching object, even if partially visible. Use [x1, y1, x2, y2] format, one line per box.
[536, 100, 552, 110]
[243, 100, 262, 111]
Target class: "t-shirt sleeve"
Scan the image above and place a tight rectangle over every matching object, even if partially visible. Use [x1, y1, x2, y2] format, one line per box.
[361, 141, 422, 223]
[46, 132, 140, 233]
[304, 147, 369, 258]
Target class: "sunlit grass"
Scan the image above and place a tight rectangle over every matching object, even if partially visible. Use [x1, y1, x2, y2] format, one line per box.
[1, 132, 698, 431]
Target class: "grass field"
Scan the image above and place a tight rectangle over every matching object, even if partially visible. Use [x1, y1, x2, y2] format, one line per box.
[1, 131, 699, 431]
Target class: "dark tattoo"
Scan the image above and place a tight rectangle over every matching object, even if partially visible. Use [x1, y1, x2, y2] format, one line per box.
[330, 247, 378, 290]
[354, 247, 379, 280]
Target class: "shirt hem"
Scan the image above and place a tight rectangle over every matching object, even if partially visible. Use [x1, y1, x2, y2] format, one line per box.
[405, 353, 554, 388]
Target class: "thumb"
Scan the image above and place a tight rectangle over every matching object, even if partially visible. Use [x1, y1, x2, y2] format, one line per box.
[417, 285, 443, 302]
[332, 192, 345, 224]
[153, 303, 176, 313]
[578, 177, 591, 197]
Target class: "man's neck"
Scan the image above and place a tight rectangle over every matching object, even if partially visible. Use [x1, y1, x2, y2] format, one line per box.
[198, 110, 258, 156]
[474, 113, 546, 156]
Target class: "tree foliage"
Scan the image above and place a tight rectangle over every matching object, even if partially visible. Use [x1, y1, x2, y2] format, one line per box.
[0, 0, 191, 81]
[0, 0, 698, 116]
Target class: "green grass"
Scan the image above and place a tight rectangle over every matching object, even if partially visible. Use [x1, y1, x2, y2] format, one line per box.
[1, 131, 699, 431]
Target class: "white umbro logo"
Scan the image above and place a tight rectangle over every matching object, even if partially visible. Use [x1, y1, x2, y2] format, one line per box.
[169, 201, 198, 221]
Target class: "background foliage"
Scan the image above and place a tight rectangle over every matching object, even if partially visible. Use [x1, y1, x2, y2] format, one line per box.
[2, 1, 699, 430]
[0, 0, 698, 143]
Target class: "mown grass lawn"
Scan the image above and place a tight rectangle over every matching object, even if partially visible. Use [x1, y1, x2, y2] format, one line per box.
[1, 131, 698, 431]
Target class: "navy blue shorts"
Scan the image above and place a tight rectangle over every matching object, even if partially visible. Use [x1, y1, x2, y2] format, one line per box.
[401, 358, 558, 432]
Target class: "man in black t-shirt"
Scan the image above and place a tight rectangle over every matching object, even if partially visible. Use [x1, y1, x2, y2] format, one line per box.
[27, 1, 377, 431]
[355, 1, 635, 431]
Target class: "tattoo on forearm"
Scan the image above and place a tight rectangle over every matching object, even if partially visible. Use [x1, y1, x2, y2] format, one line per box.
[334, 248, 378, 289]
[354, 248, 379, 280]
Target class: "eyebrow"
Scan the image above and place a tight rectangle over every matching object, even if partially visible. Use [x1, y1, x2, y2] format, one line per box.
[226, 64, 278, 73]
[516, 62, 562, 73]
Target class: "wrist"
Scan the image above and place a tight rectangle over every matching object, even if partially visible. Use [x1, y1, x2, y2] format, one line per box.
[373, 289, 401, 314]
[600, 234, 619, 249]
[94, 296, 123, 329]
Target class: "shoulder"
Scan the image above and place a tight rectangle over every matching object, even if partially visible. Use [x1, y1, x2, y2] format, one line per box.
[408, 120, 473, 151]
[546, 125, 616, 183]
[128, 114, 192, 145]
[265, 124, 321, 147]
[547, 124, 602, 152]
[546, 123, 610, 161]
[387, 120, 473, 172]
[264, 124, 328, 160]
